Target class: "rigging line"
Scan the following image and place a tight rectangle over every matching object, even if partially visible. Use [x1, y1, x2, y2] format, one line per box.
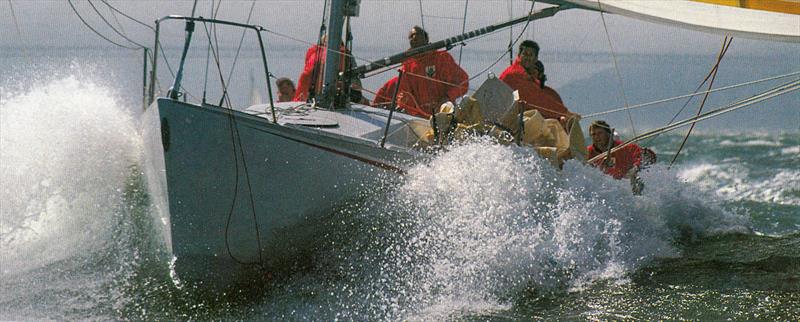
[508, 0, 513, 65]
[424, 14, 464, 21]
[189, 0, 198, 17]
[223, 0, 257, 93]
[202, 0, 215, 103]
[99, 0, 154, 31]
[212, 15, 229, 105]
[572, 16, 601, 56]
[588, 78, 800, 164]
[7, 0, 33, 66]
[669, 37, 732, 168]
[264, 18, 509, 76]
[663, 38, 734, 127]
[103, 1, 126, 34]
[598, 0, 636, 136]
[457, 0, 469, 65]
[87, 0, 148, 48]
[642, 36, 733, 146]
[418, 0, 426, 30]
[467, 0, 536, 83]
[206, 18, 265, 268]
[583, 70, 800, 118]
[307, 0, 329, 99]
[67, 0, 139, 49]
[262, 28, 373, 65]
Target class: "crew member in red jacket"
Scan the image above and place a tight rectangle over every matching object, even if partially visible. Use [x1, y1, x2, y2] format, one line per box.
[533, 60, 564, 105]
[586, 120, 643, 180]
[293, 38, 365, 103]
[293, 43, 326, 102]
[499, 40, 574, 123]
[372, 76, 399, 107]
[395, 26, 469, 118]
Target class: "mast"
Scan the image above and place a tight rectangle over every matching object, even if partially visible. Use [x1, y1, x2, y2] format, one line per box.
[320, 0, 361, 108]
[320, 0, 344, 108]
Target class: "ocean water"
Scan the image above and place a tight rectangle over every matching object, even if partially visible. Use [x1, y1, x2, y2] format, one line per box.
[1, 44, 798, 320]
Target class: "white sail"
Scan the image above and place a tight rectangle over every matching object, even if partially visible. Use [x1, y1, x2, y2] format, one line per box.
[549, 0, 800, 43]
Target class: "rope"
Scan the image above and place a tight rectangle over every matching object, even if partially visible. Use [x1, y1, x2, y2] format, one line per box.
[668, 37, 733, 168]
[457, 0, 469, 65]
[418, 0, 426, 29]
[87, 0, 148, 48]
[423, 14, 464, 21]
[467, 0, 536, 83]
[99, 0, 154, 31]
[587, 78, 800, 164]
[598, 1, 636, 136]
[222, 0, 258, 97]
[582, 70, 800, 118]
[508, 0, 513, 65]
[306, 0, 329, 100]
[67, 0, 139, 49]
[7, 0, 33, 66]
[203, 19, 266, 268]
[202, 0, 215, 103]
[104, 1, 126, 34]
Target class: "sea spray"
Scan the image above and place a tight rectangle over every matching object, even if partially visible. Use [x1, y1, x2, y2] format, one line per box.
[0, 76, 147, 319]
[318, 138, 751, 320]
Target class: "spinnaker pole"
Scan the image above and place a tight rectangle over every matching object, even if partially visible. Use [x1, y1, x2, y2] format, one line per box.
[345, 4, 570, 79]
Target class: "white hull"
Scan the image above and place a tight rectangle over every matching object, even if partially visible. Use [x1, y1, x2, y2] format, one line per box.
[146, 98, 427, 289]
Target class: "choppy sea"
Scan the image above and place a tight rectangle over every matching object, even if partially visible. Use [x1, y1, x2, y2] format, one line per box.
[1, 44, 798, 320]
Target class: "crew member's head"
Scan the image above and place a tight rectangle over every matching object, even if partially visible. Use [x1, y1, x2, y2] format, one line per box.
[276, 77, 296, 102]
[589, 120, 613, 149]
[518, 40, 540, 71]
[408, 25, 429, 49]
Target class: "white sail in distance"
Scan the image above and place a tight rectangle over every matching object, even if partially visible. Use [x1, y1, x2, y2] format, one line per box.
[543, 0, 800, 43]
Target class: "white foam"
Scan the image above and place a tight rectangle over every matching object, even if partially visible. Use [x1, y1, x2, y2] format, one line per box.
[366, 139, 748, 319]
[0, 76, 141, 274]
[718, 139, 781, 147]
[781, 146, 800, 156]
[676, 161, 799, 206]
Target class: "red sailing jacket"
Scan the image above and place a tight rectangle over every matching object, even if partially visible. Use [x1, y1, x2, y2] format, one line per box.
[372, 76, 399, 106]
[396, 50, 469, 117]
[293, 44, 349, 102]
[586, 140, 643, 179]
[499, 57, 570, 119]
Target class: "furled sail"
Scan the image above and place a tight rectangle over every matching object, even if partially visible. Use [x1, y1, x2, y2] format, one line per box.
[544, 0, 800, 43]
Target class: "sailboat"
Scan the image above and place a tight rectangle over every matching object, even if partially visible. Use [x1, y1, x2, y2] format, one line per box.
[141, 0, 799, 289]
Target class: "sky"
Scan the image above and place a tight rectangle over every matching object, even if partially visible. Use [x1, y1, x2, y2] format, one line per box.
[3, 0, 798, 56]
[1, 0, 797, 131]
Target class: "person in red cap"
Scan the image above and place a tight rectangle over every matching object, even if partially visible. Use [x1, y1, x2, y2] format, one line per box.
[586, 120, 644, 180]
[395, 26, 469, 118]
[500, 40, 574, 124]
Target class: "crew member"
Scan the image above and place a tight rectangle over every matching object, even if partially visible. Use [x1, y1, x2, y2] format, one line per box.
[395, 26, 469, 117]
[586, 120, 643, 180]
[293, 37, 364, 103]
[372, 76, 399, 107]
[533, 60, 564, 105]
[275, 77, 296, 102]
[500, 40, 574, 123]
